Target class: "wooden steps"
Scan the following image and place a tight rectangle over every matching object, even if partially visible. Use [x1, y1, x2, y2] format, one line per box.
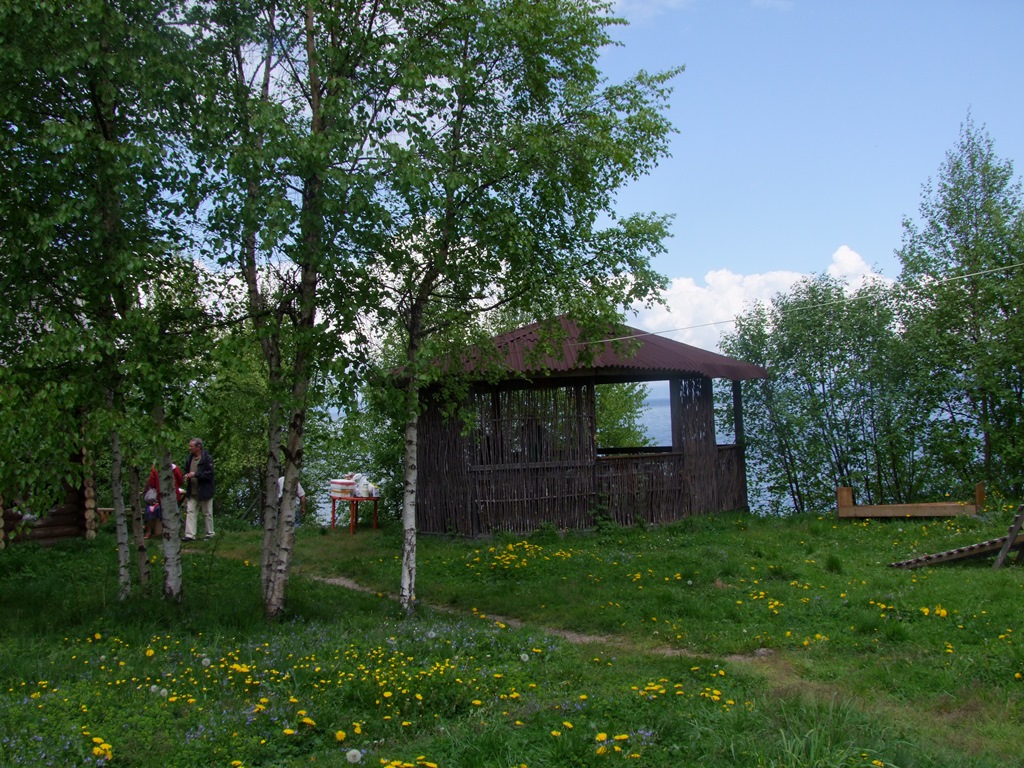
[890, 505, 1024, 570]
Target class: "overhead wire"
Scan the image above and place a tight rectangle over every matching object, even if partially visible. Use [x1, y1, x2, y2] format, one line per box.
[588, 259, 1024, 347]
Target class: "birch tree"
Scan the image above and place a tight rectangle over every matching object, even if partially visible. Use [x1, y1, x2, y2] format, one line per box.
[366, 0, 677, 611]
[0, 0, 203, 599]
[190, 0, 447, 617]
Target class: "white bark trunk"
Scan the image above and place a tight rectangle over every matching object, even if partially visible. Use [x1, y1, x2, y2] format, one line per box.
[263, 419, 302, 618]
[111, 430, 131, 600]
[399, 387, 420, 613]
[158, 446, 183, 601]
[260, 407, 283, 597]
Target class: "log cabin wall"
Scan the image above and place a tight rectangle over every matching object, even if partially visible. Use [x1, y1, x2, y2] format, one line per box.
[715, 445, 748, 513]
[1, 480, 89, 546]
[1, 450, 95, 546]
[595, 453, 688, 525]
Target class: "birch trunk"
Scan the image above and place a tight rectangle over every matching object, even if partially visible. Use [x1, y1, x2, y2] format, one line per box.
[128, 466, 149, 586]
[264, 449, 299, 616]
[399, 384, 420, 613]
[111, 429, 132, 600]
[158, 447, 184, 601]
[260, 403, 283, 596]
[263, 403, 307, 617]
[262, 0, 320, 619]
[233, 21, 288, 602]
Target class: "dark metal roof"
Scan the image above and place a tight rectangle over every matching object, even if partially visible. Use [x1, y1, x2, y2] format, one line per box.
[485, 315, 768, 383]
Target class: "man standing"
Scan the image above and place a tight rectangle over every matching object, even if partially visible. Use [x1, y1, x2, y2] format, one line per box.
[277, 473, 307, 525]
[182, 438, 215, 541]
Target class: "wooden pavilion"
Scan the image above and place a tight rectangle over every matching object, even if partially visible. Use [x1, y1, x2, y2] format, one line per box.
[415, 316, 769, 536]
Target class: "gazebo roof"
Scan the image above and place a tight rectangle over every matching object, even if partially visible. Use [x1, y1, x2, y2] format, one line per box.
[483, 315, 769, 384]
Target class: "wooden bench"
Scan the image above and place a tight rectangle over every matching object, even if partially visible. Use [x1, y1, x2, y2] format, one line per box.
[837, 483, 984, 518]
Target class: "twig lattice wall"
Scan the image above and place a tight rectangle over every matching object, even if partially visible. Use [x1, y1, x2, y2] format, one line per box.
[417, 375, 751, 536]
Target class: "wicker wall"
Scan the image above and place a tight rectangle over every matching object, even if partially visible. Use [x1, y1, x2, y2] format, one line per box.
[417, 376, 748, 535]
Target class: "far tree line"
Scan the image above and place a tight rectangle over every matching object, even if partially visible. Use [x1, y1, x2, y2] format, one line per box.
[720, 117, 1024, 516]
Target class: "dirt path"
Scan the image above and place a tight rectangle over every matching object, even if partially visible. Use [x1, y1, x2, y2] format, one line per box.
[315, 574, 774, 661]
[314, 574, 1008, 765]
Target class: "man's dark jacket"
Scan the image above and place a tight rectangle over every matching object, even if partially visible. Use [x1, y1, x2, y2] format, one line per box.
[181, 450, 215, 501]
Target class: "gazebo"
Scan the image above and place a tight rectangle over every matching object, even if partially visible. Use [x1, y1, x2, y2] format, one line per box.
[415, 316, 768, 536]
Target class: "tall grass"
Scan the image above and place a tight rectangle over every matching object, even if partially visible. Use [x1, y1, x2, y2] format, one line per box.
[2, 502, 1022, 767]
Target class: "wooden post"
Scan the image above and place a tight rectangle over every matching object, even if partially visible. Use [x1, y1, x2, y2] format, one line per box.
[669, 378, 682, 452]
[84, 475, 97, 540]
[836, 486, 854, 514]
[993, 505, 1024, 569]
[732, 380, 749, 511]
[731, 380, 744, 446]
[975, 482, 986, 513]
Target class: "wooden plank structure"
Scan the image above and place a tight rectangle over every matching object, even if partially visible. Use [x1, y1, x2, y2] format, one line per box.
[837, 483, 985, 518]
[890, 506, 1024, 570]
[416, 316, 768, 536]
[0, 450, 100, 548]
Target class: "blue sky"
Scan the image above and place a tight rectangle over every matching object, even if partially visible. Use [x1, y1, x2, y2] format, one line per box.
[599, 0, 1024, 349]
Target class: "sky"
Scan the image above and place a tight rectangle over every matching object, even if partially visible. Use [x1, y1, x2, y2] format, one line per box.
[597, 0, 1024, 350]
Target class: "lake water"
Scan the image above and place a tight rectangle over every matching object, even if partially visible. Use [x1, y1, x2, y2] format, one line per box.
[641, 396, 672, 446]
[638, 383, 739, 447]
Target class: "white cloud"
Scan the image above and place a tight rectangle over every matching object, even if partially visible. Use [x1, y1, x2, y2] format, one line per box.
[825, 244, 891, 290]
[630, 245, 887, 350]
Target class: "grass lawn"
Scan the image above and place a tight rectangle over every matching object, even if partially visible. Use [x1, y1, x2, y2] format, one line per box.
[3, 498, 1024, 767]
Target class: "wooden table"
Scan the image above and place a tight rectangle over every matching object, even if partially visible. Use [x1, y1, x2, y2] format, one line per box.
[330, 496, 379, 534]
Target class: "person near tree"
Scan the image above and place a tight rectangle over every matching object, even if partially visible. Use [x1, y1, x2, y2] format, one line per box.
[277, 474, 307, 526]
[143, 461, 183, 540]
[181, 438, 215, 541]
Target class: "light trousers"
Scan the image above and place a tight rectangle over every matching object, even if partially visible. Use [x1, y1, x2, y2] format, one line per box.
[185, 497, 215, 539]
